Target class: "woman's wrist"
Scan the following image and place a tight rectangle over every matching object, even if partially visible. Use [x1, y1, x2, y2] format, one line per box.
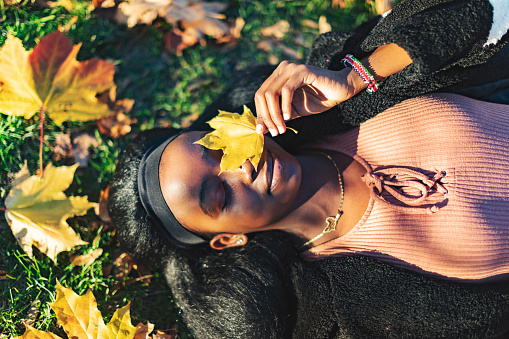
[342, 66, 368, 99]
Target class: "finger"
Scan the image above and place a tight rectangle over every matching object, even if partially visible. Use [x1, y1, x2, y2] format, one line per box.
[255, 62, 295, 136]
[281, 72, 308, 119]
[256, 116, 268, 134]
[255, 89, 278, 135]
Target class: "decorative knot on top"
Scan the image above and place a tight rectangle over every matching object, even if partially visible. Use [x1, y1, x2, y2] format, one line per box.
[361, 166, 448, 215]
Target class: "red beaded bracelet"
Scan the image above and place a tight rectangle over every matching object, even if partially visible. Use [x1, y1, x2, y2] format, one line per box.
[341, 54, 378, 94]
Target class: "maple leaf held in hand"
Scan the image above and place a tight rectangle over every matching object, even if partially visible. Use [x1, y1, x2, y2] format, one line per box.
[0, 31, 115, 124]
[4, 163, 96, 262]
[194, 106, 264, 173]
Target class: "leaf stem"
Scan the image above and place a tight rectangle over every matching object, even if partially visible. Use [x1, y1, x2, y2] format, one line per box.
[0, 208, 7, 212]
[39, 106, 45, 177]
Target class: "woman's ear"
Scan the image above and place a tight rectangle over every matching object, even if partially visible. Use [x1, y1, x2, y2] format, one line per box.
[209, 233, 248, 250]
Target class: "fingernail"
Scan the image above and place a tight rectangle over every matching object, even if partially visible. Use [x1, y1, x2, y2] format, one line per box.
[278, 126, 285, 134]
[269, 128, 277, 137]
[256, 124, 263, 134]
[283, 113, 290, 120]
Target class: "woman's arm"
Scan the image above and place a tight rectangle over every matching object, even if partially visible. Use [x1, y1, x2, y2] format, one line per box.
[255, 43, 412, 136]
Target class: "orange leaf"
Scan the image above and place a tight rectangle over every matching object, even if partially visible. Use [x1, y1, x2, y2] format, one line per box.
[0, 32, 115, 124]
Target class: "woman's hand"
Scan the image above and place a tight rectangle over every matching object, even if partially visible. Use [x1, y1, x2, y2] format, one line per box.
[254, 61, 358, 136]
[254, 44, 413, 136]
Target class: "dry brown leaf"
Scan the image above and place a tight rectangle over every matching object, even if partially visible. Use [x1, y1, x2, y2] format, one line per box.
[97, 111, 136, 138]
[5, 163, 95, 262]
[318, 15, 331, 34]
[23, 299, 41, 328]
[95, 185, 112, 224]
[164, 28, 201, 56]
[332, 0, 347, 9]
[0, 270, 9, 281]
[0, 32, 115, 125]
[70, 248, 103, 266]
[260, 20, 290, 39]
[151, 330, 175, 339]
[118, 0, 236, 52]
[72, 132, 99, 167]
[103, 251, 135, 280]
[133, 322, 155, 339]
[96, 87, 136, 138]
[53, 133, 73, 161]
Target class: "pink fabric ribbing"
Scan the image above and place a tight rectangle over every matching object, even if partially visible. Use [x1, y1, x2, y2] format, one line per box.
[300, 93, 509, 281]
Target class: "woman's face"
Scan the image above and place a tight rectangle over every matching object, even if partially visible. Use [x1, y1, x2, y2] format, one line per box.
[159, 131, 302, 235]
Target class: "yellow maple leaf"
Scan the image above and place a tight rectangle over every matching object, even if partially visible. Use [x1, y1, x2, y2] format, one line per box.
[0, 31, 115, 125]
[14, 324, 63, 339]
[15, 282, 138, 339]
[194, 106, 264, 173]
[4, 163, 96, 262]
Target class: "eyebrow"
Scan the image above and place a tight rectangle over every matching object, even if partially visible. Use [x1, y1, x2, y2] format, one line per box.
[198, 175, 214, 217]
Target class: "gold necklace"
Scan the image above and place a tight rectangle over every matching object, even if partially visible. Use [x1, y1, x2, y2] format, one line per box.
[299, 152, 344, 249]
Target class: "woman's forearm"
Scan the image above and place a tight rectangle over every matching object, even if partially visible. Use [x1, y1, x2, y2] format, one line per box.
[346, 43, 413, 95]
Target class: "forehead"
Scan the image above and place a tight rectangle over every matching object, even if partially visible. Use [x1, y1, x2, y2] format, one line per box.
[159, 131, 209, 225]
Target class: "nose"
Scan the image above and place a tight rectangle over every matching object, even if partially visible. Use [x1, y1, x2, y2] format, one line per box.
[237, 159, 255, 183]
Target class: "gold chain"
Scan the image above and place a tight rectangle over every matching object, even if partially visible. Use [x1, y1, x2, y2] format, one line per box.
[299, 152, 344, 249]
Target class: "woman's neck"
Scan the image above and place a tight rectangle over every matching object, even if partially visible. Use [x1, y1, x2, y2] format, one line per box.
[272, 151, 370, 248]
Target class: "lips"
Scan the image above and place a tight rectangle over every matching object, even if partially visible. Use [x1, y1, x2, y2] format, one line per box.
[265, 151, 282, 194]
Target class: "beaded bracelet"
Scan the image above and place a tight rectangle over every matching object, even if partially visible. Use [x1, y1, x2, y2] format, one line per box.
[341, 54, 378, 94]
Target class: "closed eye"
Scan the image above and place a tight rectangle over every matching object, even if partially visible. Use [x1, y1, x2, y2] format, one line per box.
[222, 180, 232, 211]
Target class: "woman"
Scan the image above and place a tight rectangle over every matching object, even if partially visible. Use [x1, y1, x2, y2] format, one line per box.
[109, 0, 509, 337]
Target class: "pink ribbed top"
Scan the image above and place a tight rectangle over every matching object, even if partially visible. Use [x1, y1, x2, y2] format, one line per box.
[301, 93, 509, 281]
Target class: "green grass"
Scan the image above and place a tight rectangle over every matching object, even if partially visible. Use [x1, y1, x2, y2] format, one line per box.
[0, 0, 378, 337]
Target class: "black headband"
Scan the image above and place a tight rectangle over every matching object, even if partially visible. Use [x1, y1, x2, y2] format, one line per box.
[138, 133, 208, 248]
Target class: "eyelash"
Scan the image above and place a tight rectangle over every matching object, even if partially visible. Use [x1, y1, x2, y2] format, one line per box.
[222, 181, 232, 211]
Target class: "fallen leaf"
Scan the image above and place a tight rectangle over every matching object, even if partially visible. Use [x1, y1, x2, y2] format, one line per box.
[0, 270, 10, 281]
[118, 0, 234, 52]
[72, 132, 99, 167]
[96, 86, 136, 138]
[0, 32, 115, 125]
[4, 163, 95, 262]
[151, 330, 175, 339]
[164, 27, 201, 55]
[332, 0, 347, 9]
[23, 299, 41, 328]
[70, 248, 103, 266]
[14, 324, 62, 339]
[103, 251, 135, 281]
[97, 111, 136, 138]
[260, 20, 290, 39]
[49, 281, 137, 339]
[133, 322, 154, 339]
[95, 186, 112, 224]
[318, 16, 331, 34]
[194, 106, 264, 173]
[52, 133, 73, 161]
